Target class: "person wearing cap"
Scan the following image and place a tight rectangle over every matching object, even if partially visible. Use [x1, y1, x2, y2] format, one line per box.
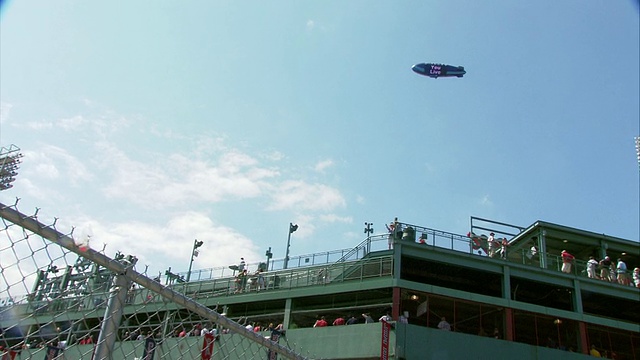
[560, 250, 575, 274]
[599, 256, 613, 282]
[487, 232, 497, 258]
[385, 222, 395, 250]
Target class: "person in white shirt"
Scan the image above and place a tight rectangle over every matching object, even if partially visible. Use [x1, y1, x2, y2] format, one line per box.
[586, 256, 599, 279]
[617, 259, 629, 285]
[487, 233, 496, 258]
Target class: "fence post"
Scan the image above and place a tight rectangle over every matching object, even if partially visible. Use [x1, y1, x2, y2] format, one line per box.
[94, 261, 134, 359]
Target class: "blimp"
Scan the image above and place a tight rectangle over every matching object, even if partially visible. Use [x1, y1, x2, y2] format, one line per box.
[412, 63, 466, 78]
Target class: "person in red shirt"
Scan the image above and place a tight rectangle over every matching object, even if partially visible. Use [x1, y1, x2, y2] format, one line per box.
[313, 316, 328, 327]
[332, 316, 345, 326]
[561, 250, 575, 274]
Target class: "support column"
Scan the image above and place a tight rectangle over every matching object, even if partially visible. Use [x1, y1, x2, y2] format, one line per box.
[502, 266, 511, 300]
[283, 298, 293, 330]
[572, 279, 583, 314]
[505, 308, 514, 341]
[539, 230, 547, 269]
[578, 322, 589, 354]
[392, 287, 401, 320]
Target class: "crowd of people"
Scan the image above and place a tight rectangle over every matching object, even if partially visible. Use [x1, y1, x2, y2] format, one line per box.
[582, 254, 639, 288]
[549, 249, 638, 288]
[232, 257, 268, 293]
[312, 312, 393, 328]
[469, 231, 638, 289]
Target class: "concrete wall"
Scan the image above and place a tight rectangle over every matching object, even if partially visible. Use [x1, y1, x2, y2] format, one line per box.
[13, 323, 389, 360]
[395, 323, 593, 360]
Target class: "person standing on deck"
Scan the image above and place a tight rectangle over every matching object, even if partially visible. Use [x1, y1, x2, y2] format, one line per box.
[561, 250, 575, 274]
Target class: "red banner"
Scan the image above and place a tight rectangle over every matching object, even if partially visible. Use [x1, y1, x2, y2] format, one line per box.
[1, 350, 18, 360]
[380, 320, 391, 360]
[201, 333, 215, 360]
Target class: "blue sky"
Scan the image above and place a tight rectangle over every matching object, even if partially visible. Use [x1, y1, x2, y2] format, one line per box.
[1, 1, 638, 278]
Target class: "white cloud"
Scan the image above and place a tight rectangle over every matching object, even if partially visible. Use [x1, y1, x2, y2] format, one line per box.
[261, 150, 285, 162]
[267, 180, 346, 212]
[480, 194, 493, 207]
[318, 214, 352, 224]
[99, 143, 280, 208]
[314, 159, 333, 173]
[0, 102, 13, 124]
[26, 121, 55, 130]
[58, 115, 88, 131]
[83, 211, 261, 273]
[23, 145, 94, 185]
[306, 20, 316, 31]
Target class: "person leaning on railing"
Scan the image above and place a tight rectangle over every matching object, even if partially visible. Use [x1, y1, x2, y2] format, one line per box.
[616, 259, 629, 286]
[560, 250, 575, 274]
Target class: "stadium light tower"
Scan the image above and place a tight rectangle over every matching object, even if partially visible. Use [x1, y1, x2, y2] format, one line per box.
[0, 145, 23, 191]
[283, 223, 298, 269]
[186, 239, 204, 282]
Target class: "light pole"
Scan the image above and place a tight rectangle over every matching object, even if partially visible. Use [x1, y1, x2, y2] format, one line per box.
[364, 222, 374, 254]
[265, 247, 273, 271]
[186, 239, 204, 282]
[283, 223, 298, 269]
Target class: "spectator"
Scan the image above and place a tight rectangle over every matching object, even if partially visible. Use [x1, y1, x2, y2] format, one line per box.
[616, 259, 629, 285]
[332, 316, 346, 326]
[561, 250, 574, 274]
[599, 256, 613, 282]
[379, 313, 392, 322]
[499, 238, 509, 259]
[313, 316, 328, 328]
[398, 311, 409, 324]
[590, 344, 601, 357]
[586, 256, 599, 279]
[437, 317, 451, 331]
[362, 313, 374, 324]
[45, 339, 63, 359]
[346, 315, 358, 325]
[526, 242, 538, 264]
[238, 258, 246, 272]
[256, 269, 265, 291]
[385, 222, 395, 250]
[487, 233, 497, 258]
[633, 268, 640, 288]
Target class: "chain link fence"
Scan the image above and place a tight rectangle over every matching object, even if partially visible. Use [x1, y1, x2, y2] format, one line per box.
[0, 199, 308, 360]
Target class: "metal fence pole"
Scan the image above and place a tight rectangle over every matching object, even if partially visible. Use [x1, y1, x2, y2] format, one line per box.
[94, 262, 133, 360]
